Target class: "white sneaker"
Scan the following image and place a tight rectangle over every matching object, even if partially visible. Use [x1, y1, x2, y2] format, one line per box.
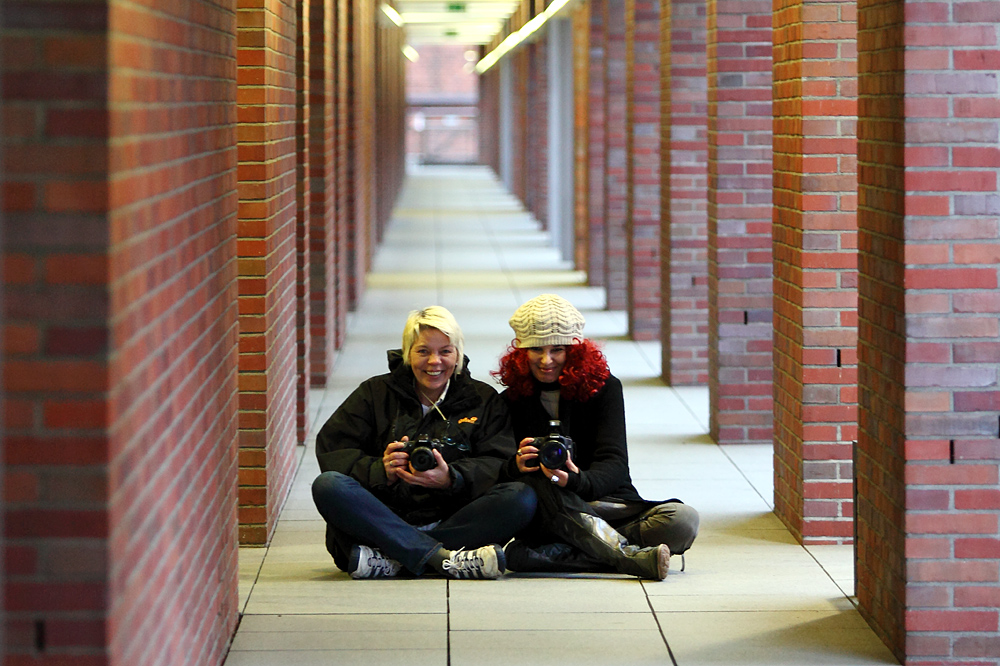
[441, 545, 506, 579]
[348, 545, 402, 579]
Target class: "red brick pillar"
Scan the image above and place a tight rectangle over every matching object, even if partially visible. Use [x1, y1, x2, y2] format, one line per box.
[309, 0, 338, 387]
[772, 0, 858, 544]
[334, 0, 349, 345]
[705, 0, 773, 444]
[587, 0, 608, 284]
[348, 0, 375, 307]
[604, 0, 628, 309]
[296, 0, 312, 445]
[857, 0, 1000, 661]
[237, 0, 300, 544]
[3, 1, 240, 661]
[660, 0, 709, 385]
[479, 43, 502, 173]
[627, 0, 661, 339]
[572, 3, 592, 272]
[526, 38, 549, 227]
[509, 3, 530, 206]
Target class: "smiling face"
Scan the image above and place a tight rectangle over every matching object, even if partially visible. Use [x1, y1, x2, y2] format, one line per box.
[526, 345, 567, 384]
[408, 327, 457, 403]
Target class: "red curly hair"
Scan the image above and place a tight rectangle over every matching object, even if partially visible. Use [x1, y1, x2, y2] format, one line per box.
[493, 339, 610, 401]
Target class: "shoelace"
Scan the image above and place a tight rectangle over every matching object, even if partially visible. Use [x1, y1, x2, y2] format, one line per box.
[441, 549, 485, 574]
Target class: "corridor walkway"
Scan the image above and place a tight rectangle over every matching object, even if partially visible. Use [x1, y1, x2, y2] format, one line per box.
[225, 165, 898, 666]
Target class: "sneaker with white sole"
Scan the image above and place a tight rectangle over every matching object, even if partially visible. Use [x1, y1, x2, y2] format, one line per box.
[348, 545, 402, 579]
[441, 544, 506, 579]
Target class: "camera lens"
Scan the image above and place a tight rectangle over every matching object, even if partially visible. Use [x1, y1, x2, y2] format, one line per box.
[538, 439, 568, 470]
[409, 446, 436, 471]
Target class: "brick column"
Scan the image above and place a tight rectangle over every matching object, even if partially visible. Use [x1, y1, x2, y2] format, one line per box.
[236, 0, 300, 544]
[572, 2, 592, 271]
[334, 0, 349, 345]
[627, 0, 661, 339]
[309, 0, 337, 386]
[526, 39, 549, 227]
[604, 0, 628, 309]
[296, 0, 312, 444]
[660, 0, 709, 385]
[772, 0, 858, 544]
[479, 43, 502, 173]
[3, 1, 240, 661]
[705, 0, 773, 444]
[348, 0, 375, 307]
[587, 0, 607, 284]
[857, 0, 1000, 661]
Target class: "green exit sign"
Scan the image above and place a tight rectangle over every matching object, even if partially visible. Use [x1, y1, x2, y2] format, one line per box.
[447, 2, 465, 11]
[444, 28, 459, 36]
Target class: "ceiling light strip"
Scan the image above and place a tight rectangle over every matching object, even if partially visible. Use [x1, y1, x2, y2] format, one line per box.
[474, 0, 573, 74]
[381, 3, 405, 26]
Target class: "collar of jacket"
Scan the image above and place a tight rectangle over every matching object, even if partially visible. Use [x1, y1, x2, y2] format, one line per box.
[384, 349, 478, 411]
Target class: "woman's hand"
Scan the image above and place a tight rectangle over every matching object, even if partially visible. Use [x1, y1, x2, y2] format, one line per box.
[383, 438, 410, 485]
[541, 453, 580, 488]
[515, 437, 540, 473]
[395, 449, 452, 489]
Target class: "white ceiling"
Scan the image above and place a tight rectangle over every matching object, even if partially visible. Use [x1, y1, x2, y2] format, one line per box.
[394, 0, 519, 45]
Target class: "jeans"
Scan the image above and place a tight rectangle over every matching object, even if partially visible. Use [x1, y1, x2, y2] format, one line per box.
[312, 471, 537, 574]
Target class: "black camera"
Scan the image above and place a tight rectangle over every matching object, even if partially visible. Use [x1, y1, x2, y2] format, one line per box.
[535, 420, 575, 471]
[403, 434, 453, 472]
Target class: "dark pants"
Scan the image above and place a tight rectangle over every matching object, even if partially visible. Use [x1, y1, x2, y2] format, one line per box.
[312, 471, 537, 574]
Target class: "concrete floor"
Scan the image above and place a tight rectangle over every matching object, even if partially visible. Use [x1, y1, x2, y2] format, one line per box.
[225, 165, 899, 666]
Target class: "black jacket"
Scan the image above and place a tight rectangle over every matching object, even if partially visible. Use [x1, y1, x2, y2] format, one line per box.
[501, 374, 647, 504]
[316, 350, 516, 525]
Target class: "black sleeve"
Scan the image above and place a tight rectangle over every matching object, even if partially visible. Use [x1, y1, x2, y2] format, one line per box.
[446, 387, 517, 500]
[569, 377, 631, 501]
[314, 382, 391, 489]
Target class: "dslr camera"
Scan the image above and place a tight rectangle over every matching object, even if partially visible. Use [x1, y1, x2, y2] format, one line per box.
[535, 420, 575, 471]
[403, 434, 456, 472]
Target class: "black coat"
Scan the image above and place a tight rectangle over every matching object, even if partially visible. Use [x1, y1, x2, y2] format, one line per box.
[501, 374, 647, 504]
[316, 350, 516, 525]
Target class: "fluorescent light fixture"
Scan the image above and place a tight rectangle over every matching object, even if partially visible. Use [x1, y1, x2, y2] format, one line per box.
[402, 44, 420, 61]
[381, 3, 404, 26]
[474, 0, 576, 74]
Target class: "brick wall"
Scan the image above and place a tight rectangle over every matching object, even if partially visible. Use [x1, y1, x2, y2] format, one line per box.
[479, 48, 502, 172]
[587, 0, 607, 285]
[309, 0, 337, 387]
[855, 0, 907, 654]
[857, 0, 1000, 661]
[705, 0, 773, 444]
[604, 0, 628, 309]
[296, 0, 312, 445]
[3, 0, 240, 662]
[526, 39, 549, 226]
[375, 21, 406, 240]
[572, 3, 591, 272]
[236, 0, 300, 545]
[660, 0, 709, 385]
[348, 0, 375, 308]
[335, 0, 349, 347]
[772, 0, 858, 544]
[628, 0, 661, 340]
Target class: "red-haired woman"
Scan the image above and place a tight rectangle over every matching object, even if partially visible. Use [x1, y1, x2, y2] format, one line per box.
[494, 294, 699, 579]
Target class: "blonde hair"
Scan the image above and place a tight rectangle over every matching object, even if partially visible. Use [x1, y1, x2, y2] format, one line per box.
[401, 306, 465, 373]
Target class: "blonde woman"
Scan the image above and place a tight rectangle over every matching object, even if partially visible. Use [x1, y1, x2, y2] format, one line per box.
[313, 306, 536, 579]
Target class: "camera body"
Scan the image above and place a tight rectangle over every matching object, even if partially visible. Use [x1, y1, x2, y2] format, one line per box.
[535, 420, 575, 471]
[402, 434, 456, 472]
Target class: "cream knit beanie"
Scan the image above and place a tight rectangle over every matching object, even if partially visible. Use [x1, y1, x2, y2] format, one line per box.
[509, 294, 585, 348]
